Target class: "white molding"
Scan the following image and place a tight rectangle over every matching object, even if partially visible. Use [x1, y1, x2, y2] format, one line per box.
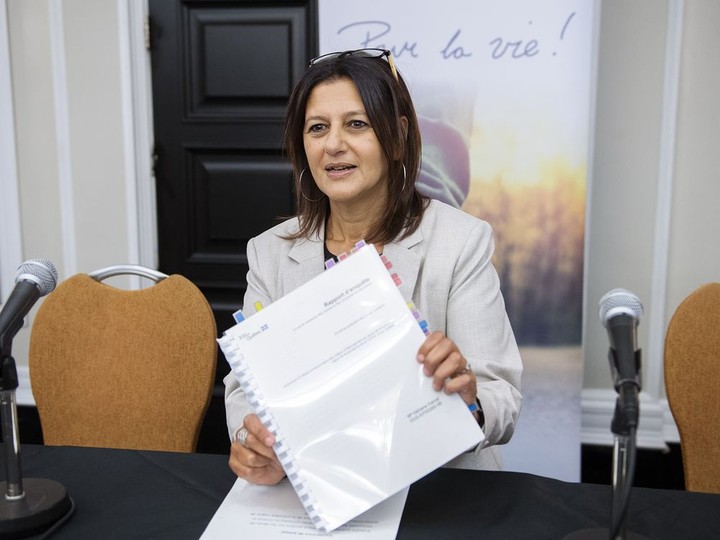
[0, 0, 23, 302]
[127, 0, 157, 271]
[116, 0, 156, 291]
[580, 0, 601, 351]
[662, 397, 680, 442]
[118, 0, 141, 272]
[16, 364, 35, 406]
[48, 0, 76, 276]
[645, 0, 684, 400]
[581, 388, 679, 449]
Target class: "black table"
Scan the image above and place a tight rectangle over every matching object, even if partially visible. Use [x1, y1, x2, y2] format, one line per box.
[2, 444, 720, 539]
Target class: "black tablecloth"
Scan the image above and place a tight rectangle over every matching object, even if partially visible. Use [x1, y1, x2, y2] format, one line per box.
[2, 444, 720, 539]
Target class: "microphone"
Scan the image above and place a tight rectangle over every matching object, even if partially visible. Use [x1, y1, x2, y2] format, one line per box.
[564, 290, 650, 539]
[598, 288, 644, 430]
[0, 259, 58, 345]
[1, 259, 73, 537]
[566, 289, 650, 540]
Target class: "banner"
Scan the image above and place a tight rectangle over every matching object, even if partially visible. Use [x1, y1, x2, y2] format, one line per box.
[319, 0, 595, 480]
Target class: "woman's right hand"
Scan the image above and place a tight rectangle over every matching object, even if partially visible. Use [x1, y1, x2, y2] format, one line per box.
[228, 413, 285, 485]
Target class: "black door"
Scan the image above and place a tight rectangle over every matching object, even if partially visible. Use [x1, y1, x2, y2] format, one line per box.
[148, 0, 318, 453]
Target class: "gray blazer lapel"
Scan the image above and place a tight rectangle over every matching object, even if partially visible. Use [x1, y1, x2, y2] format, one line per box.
[384, 225, 423, 300]
[284, 224, 326, 293]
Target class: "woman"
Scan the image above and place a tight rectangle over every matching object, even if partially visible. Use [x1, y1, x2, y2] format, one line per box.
[224, 49, 522, 485]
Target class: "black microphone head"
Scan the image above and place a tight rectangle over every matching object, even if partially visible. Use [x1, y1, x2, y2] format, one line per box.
[15, 259, 59, 296]
[598, 288, 644, 328]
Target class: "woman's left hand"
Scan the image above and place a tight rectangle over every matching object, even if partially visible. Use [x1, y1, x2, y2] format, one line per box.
[417, 331, 477, 407]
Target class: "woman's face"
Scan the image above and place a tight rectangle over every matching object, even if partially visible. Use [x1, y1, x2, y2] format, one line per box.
[303, 77, 389, 209]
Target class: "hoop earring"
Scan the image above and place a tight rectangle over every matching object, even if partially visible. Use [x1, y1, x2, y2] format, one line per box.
[298, 169, 324, 203]
[401, 163, 407, 192]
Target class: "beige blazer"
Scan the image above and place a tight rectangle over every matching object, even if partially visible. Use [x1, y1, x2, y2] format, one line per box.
[224, 199, 522, 470]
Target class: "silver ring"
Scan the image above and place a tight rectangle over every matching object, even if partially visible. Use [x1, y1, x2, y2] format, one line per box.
[457, 364, 473, 377]
[236, 427, 250, 446]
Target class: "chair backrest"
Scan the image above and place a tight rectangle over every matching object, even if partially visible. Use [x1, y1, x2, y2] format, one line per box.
[664, 282, 720, 494]
[29, 268, 217, 453]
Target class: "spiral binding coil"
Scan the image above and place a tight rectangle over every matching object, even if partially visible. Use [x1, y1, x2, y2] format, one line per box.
[218, 334, 330, 531]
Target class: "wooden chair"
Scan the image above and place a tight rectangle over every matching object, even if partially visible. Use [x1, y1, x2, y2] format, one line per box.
[664, 282, 720, 493]
[29, 265, 217, 453]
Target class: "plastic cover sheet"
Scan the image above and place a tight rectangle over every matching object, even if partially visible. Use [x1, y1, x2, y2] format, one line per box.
[219, 244, 484, 532]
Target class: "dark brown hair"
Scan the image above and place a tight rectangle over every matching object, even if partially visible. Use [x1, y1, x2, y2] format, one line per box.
[283, 52, 427, 245]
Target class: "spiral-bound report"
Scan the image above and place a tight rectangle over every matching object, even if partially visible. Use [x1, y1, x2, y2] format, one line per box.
[218, 244, 484, 532]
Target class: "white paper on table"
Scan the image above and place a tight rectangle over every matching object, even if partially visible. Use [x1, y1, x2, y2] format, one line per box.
[200, 478, 409, 539]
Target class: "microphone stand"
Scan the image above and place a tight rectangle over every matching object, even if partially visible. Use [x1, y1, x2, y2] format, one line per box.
[564, 350, 648, 540]
[1, 333, 73, 538]
[606, 384, 647, 540]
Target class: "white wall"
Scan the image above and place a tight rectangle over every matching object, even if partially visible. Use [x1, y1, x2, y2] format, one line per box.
[668, 2, 720, 310]
[1, 0, 152, 404]
[582, 0, 720, 447]
[2, 1, 719, 448]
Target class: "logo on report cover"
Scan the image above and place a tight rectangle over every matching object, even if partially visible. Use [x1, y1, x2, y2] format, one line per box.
[241, 323, 269, 342]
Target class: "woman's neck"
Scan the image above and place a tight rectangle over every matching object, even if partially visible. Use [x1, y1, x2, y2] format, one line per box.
[325, 204, 383, 255]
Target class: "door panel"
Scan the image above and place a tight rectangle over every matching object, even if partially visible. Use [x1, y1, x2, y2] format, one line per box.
[149, 0, 317, 453]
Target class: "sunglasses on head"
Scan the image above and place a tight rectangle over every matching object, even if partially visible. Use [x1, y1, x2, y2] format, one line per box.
[309, 48, 399, 82]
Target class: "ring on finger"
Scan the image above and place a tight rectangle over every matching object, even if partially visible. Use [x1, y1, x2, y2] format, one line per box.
[236, 427, 250, 447]
[456, 363, 473, 377]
